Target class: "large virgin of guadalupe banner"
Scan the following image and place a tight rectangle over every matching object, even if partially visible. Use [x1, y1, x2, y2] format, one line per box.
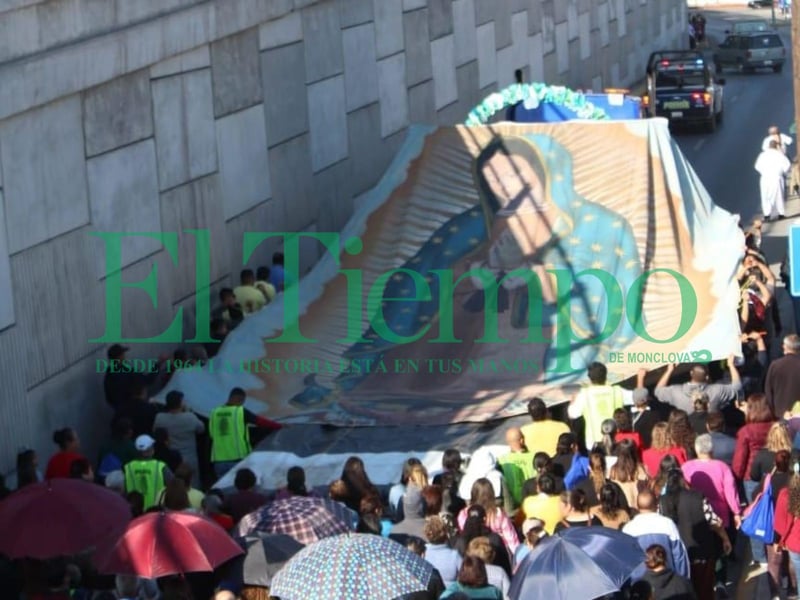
[162, 119, 743, 426]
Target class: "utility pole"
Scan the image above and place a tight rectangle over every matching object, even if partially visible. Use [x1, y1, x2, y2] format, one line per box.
[794, 1, 800, 143]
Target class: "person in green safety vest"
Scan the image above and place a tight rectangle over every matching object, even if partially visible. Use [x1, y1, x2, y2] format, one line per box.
[123, 434, 172, 510]
[209, 387, 283, 479]
[567, 362, 635, 452]
[497, 427, 534, 511]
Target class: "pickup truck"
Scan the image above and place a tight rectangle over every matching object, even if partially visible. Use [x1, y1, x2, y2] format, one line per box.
[644, 51, 725, 132]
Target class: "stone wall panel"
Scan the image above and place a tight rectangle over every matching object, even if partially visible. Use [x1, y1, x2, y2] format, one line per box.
[343, 22, 380, 112]
[216, 105, 272, 220]
[152, 70, 217, 191]
[307, 75, 349, 172]
[404, 9, 433, 87]
[211, 28, 263, 117]
[302, 2, 344, 83]
[0, 95, 88, 254]
[87, 139, 162, 277]
[83, 70, 153, 158]
[260, 42, 309, 146]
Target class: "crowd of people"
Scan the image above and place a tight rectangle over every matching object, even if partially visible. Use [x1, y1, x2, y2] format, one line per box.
[6, 145, 800, 599]
[5, 335, 800, 600]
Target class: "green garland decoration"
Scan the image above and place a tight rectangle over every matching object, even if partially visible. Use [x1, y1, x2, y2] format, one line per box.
[465, 82, 611, 126]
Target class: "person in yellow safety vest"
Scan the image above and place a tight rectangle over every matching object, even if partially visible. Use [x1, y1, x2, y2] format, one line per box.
[209, 387, 283, 479]
[567, 362, 636, 451]
[123, 434, 172, 510]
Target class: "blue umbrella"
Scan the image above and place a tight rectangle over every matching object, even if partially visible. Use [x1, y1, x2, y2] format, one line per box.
[510, 527, 645, 600]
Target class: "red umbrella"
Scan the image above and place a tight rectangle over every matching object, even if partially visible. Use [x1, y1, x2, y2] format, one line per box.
[95, 511, 244, 578]
[0, 479, 131, 559]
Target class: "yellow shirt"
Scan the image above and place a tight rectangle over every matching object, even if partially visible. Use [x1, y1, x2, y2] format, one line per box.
[522, 494, 563, 535]
[520, 420, 570, 456]
[255, 280, 276, 302]
[233, 285, 267, 314]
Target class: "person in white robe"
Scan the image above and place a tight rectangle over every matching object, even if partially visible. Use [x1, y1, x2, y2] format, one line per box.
[761, 125, 793, 154]
[755, 139, 792, 220]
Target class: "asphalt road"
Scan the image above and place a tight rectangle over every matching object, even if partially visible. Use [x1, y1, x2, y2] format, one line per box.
[674, 8, 794, 224]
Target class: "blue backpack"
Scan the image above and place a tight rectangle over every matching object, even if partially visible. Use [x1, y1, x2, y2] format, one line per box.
[740, 472, 775, 544]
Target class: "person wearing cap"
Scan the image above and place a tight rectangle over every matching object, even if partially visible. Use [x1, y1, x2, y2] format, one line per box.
[513, 518, 547, 572]
[209, 388, 283, 479]
[123, 434, 172, 510]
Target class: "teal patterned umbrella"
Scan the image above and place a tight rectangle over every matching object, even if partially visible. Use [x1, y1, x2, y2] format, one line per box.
[269, 533, 434, 600]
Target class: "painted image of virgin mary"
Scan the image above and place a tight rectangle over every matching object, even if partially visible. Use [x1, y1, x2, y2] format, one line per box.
[330, 133, 643, 398]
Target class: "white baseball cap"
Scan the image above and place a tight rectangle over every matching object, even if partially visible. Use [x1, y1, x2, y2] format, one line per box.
[135, 434, 155, 451]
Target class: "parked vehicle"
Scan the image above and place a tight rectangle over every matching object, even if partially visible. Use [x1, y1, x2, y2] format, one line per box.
[725, 19, 771, 34]
[747, 0, 774, 8]
[714, 32, 785, 73]
[644, 51, 725, 133]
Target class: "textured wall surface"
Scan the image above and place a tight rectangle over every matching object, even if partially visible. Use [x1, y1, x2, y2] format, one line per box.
[0, 0, 686, 473]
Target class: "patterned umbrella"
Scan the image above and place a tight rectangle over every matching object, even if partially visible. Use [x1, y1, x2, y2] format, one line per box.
[235, 496, 353, 545]
[269, 533, 434, 600]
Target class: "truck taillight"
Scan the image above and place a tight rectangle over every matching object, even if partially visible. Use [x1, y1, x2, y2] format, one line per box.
[703, 92, 711, 105]
[642, 95, 649, 107]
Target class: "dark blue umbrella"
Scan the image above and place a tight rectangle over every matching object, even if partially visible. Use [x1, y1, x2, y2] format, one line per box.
[510, 527, 645, 600]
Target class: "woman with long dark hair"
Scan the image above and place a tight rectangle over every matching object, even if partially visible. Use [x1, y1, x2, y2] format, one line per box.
[554, 489, 601, 533]
[590, 482, 631, 530]
[14, 449, 41, 490]
[659, 469, 731, 600]
[454, 505, 511, 576]
[275, 466, 316, 501]
[609, 439, 649, 508]
[651, 454, 681, 495]
[339, 456, 380, 513]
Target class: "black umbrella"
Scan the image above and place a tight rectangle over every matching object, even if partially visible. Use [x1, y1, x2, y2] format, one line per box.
[227, 533, 305, 588]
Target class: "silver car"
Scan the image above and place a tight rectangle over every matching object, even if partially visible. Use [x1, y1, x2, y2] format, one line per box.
[714, 32, 786, 73]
